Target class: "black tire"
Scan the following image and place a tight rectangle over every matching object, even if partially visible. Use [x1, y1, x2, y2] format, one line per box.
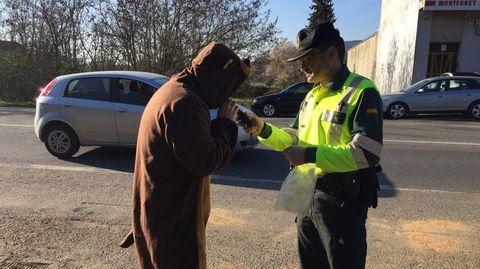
[260, 102, 277, 117]
[467, 101, 480, 120]
[386, 102, 408, 119]
[43, 124, 80, 158]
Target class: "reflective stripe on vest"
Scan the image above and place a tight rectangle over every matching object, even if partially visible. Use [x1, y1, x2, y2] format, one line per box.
[350, 133, 382, 158]
[283, 127, 299, 145]
[349, 133, 382, 168]
[328, 75, 365, 145]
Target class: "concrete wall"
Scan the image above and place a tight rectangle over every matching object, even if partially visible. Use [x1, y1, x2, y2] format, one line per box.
[344, 40, 361, 64]
[413, 11, 480, 81]
[431, 11, 465, 42]
[345, 0, 479, 92]
[412, 10, 432, 83]
[347, 33, 377, 81]
[374, 0, 420, 94]
[458, 11, 480, 71]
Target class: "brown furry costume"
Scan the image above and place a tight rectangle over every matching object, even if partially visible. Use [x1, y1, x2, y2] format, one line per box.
[120, 42, 250, 268]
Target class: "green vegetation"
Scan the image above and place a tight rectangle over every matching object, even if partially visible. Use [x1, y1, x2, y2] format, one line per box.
[307, 0, 336, 28]
[0, 100, 35, 108]
[0, 0, 278, 103]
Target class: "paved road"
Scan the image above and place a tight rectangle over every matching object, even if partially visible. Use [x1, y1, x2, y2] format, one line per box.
[0, 107, 479, 268]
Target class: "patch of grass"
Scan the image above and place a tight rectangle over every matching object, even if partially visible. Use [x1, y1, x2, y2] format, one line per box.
[231, 98, 253, 108]
[0, 100, 35, 108]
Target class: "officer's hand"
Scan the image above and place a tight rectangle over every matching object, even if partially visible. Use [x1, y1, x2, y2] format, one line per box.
[218, 99, 239, 121]
[283, 146, 307, 166]
[238, 112, 264, 137]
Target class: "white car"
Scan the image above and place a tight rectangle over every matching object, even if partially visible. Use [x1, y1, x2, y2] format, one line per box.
[34, 71, 258, 158]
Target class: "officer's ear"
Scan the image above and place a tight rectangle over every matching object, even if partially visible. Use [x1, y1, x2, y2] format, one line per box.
[325, 46, 338, 61]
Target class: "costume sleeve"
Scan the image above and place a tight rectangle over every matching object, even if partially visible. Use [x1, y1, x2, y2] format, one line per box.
[258, 114, 299, 151]
[165, 97, 238, 176]
[311, 88, 383, 173]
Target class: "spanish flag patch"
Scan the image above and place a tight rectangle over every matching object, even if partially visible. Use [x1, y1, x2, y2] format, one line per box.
[367, 108, 378, 114]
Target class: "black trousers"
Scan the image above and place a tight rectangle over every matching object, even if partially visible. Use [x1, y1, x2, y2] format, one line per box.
[297, 189, 368, 269]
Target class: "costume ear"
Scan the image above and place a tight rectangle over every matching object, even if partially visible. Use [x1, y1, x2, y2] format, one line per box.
[240, 59, 251, 76]
[222, 59, 234, 70]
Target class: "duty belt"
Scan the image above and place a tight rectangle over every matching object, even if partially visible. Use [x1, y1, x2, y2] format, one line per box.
[315, 165, 382, 204]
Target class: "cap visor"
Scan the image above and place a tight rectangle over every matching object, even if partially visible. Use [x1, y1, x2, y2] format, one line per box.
[287, 48, 313, 62]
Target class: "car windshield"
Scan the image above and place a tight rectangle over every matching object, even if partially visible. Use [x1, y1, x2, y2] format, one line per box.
[402, 79, 429, 92]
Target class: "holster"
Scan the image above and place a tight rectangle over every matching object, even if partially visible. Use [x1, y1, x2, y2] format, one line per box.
[316, 165, 381, 208]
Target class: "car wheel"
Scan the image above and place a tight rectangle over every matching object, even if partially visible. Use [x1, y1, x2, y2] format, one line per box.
[44, 124, 80, 158]
[468, 101, 480, 120]
[387, 102, 407, 119]
[261, 103, 277, 117]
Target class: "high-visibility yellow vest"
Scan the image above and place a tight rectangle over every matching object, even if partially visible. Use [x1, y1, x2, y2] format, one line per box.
[259, 72, 380, 176]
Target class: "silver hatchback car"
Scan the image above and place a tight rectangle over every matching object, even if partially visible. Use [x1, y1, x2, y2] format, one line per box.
[34, 71, 258, 158]
[382, 75, 480, 120]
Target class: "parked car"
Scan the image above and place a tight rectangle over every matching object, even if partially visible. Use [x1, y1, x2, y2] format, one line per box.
[441, 72, 480, 77]
[34, 71, 259, 158]
[251, 82, 314, 117]
[382, 75, 480, 120]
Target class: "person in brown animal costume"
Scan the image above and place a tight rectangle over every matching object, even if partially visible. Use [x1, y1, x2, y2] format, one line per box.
[120, 41, 251, 269]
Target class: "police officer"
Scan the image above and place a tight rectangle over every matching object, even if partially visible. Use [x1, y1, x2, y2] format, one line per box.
[241, 22, 383, 269]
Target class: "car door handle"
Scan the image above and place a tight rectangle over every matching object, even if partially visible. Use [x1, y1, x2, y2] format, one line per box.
[118, 109, 127, 113]
[62, 103, 72, 107]
[466, 94, 472, 96]
[438, 96, 443, 98]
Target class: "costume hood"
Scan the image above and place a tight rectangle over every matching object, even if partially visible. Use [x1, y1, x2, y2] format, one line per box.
[172, 41, 251, 108]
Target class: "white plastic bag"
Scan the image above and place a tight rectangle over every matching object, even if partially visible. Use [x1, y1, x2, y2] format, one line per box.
[274, 163, 317, 214]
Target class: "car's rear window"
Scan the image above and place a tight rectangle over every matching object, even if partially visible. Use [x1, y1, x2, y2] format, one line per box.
[448, 79, 480, 91]
[65, 77, 111, 101]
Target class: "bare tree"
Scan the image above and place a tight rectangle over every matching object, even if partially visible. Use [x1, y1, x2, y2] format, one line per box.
[265, 38, 305, 88]
[0, 0, 278, 101]
[97, 0, 278, 75]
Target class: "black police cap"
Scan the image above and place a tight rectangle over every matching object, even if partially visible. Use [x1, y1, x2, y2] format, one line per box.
[287, 21, 342, 62]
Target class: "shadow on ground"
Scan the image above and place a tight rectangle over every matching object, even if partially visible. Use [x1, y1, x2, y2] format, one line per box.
[65, 146, 398, 199]
[68, 147, 135, 173]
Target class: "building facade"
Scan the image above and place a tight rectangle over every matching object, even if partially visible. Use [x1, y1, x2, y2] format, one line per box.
[348, 0, 480, 94]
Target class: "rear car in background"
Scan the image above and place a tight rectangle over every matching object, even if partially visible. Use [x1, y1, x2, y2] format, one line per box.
[34, 71, 258, 158]
[251, 81, 313, 117]
[382, 75, 480, 120]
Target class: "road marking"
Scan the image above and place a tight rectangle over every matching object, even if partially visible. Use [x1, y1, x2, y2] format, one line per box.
[0, 163, 476, 195]
[213, 175, 470, 195]
[80, 201, 129, 208]
[384, 122, 480, 129]
[378, 184, 466, 194]
[1, 123, 478, 146]
[0, 163, 125, 174]
[0, 123, 33, 128]
[384, 139, 480, 146]
[212, 174, 282, 185]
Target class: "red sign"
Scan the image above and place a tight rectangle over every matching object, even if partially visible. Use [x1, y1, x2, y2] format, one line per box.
[423, 0, 480, 10]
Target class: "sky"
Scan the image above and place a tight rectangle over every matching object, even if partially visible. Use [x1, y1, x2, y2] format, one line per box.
[265, 0, 382, 42]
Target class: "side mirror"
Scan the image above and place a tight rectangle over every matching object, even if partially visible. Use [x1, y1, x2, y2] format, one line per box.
[416, 89, 425, 93]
